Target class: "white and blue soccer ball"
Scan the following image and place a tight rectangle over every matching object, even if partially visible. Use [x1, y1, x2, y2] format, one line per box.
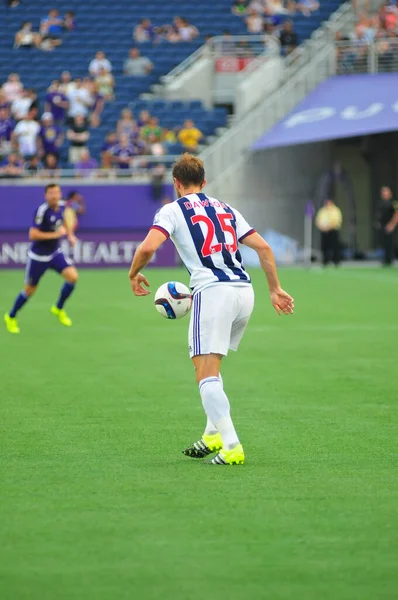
[154, 281, 192, 319]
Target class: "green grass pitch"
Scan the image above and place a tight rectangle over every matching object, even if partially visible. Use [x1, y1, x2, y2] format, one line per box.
[0, 267, 397, 600]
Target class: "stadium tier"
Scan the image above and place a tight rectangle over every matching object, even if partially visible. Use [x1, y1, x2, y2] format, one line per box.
[0, 0, 344, 167]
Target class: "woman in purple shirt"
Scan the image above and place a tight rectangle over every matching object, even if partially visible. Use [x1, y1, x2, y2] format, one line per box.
[39, 113, 64, 159]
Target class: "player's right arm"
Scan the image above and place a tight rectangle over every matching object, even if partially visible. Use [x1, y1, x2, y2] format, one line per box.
[240, 228, 294, 316]
[29, 226, 67, 241]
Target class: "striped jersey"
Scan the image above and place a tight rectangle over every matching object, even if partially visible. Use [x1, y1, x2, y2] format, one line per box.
[151, 192, 255, 293]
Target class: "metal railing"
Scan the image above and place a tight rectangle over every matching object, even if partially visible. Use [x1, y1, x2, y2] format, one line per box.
[0, 154, 179, 183]
[161, 34, 280, 86]
[199, 1, 357, 188]
[336, 38, 398, 74]
[201, 43, 335, 187]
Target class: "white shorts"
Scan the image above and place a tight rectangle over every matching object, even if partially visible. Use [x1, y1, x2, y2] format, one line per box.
[189, 284, 255, 358]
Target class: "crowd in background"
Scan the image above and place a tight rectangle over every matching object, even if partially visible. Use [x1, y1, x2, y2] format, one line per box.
[0, 5, 212, 177]
[336, 1, 398, 72]
[0, 67, 205, 178]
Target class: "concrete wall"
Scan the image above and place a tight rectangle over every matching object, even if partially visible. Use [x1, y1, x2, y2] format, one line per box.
[207, 142, 333, 245]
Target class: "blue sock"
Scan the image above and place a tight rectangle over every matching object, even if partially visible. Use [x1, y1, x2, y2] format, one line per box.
[56, 282, 75, 309]
[9, 291, 29, 318]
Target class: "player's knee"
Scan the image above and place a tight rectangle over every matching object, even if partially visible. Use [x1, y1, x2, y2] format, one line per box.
[24, 284, 37, 296]
[66, 270, 78, 284]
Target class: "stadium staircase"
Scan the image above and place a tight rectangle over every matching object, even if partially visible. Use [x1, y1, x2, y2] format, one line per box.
[0, 0, 344, 166]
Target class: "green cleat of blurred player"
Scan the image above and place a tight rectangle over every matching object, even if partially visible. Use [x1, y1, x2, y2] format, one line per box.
[128, 154, 294, 465]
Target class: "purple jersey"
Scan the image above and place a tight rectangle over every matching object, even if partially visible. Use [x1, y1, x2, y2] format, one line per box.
[112, 143, 136, 168]
[29, 201, 65, 258]
[40, 125, 61, 155]
[46, 91, 68, 121]
[0, 117, 14, 142]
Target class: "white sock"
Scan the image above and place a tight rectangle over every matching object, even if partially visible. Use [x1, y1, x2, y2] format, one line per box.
[199, 377, 240, 450]
[203, 373, 223, 435]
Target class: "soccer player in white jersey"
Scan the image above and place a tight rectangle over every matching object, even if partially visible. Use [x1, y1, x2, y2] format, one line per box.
[128, 154, 294, 465]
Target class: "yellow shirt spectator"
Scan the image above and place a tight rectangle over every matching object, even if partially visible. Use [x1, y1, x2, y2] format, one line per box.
[178, 119, 203, 151]
[316, 201, 343, 232]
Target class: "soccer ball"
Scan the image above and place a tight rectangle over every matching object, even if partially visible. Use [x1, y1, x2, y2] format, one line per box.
[154, 281, 192, 320]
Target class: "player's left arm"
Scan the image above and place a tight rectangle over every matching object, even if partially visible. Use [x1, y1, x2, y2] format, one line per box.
[128, 229, 168, 296]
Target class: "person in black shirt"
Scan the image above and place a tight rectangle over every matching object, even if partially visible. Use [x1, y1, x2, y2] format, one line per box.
[279, 20, 298, 55]
[376, 186, 398, 266]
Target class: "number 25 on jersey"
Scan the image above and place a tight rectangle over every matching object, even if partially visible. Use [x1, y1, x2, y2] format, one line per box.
[191, 213, 238, 257]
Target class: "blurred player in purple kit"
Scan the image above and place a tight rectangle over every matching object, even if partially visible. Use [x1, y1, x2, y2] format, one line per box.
[4, 183, 78, 334]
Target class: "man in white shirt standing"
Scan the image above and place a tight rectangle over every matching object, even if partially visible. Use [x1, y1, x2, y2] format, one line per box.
[88, 51, 112, 77]
[12, 110, 40, 158]
[66, 79, 91, 120]
[11, 89, 32, 121]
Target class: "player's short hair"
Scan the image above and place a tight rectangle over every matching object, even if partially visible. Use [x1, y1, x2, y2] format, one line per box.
[45, 183, 60, 193]
[172, 153, 205, 187]
[67, 190, 79, 200]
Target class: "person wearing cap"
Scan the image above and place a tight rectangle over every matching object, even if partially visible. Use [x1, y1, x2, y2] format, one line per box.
[38, 112, 63, 162]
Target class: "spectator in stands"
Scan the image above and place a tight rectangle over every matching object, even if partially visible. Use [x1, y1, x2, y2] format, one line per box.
[137, 110, 151, 128]
[2, 74, 23, 104]
[246, 8, 264, 33]
[100, 149, 114, 173]
[67, 79, 92, 120]
[112, 134, 136, 170]
[14, 22, 40, 49]
[266, 0, 294, 15]
[64, 11, 76, 32]
[27, 89, 39, 120]
[43, 152, 60, 177]
[39, 113, 63, 161]
[232, 0, 249, 16]
[11, 88, 31, 121]
[0, 90, 10, 111]
[24, 155, 43, 176]
[67, 114, 90, 164]
[279, 20, 298, 54]
[59, 71, 75, 95]
[174, 17, 200, 41]
[178, 119, 203, 152]
[0, 152, 24, 178]
[141, 116, 163, 143]
[148, 134, 165, 156]
[95, 67, 115, 102]
[40, 8, 64, 40]
[75, 149, 98, 177]
[133, 18, 155, 43]
[89, 51, 112, 77]
[87, 81, 104, 127]
[45, 81, 69, 125]
[162, 127, 177, 150]
[117, 109, 137, 138]
[101, 131, 117, 158]
[12, 110, 40, 158]
[5, 0, 21, 7]
[124, 48, 154, 77]
[297, 0, 319, 17]
[0, 106, 14, 158]
[379, 4, 397, 32]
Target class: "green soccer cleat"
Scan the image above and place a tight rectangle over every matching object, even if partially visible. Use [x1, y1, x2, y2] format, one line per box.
[4, 313, 20, 334]
[210, 444, 245, 465]
[182, 432, 223, 458]
[51, 305, 72, 327]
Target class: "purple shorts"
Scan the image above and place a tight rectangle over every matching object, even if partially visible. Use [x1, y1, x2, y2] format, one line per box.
[25, 251, 73, 286]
